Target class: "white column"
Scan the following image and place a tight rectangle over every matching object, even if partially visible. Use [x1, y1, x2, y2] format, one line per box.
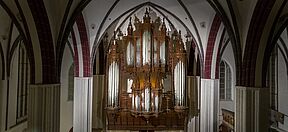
[235, 86, 269, 132]
[92, 75, 105, 130]
[74, 77, 93, 132]
[200, 79, 219, 132]
[28, 84, 61, 132]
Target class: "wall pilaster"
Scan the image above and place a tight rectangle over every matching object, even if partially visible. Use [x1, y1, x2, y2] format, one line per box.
[235, 86, 269, 132]
[28, 84, 60, 132]
[73, 77, 93, 132]
[200, 79, 219, 132]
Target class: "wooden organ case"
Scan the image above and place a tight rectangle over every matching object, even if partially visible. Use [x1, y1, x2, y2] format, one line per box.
[105, 9, 189, 131]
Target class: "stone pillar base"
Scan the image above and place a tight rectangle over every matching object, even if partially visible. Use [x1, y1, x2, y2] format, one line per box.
[200, 79, 219, 132]
[235, 86, 269, 132]
[28, 84, 60, 132]
[74, 77, 93, 132]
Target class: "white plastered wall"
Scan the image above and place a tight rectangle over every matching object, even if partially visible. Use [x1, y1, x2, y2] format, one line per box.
[0, 24, 28, 131]
[277, 47, 288, 131]
[219, 42, 236, 111]
[60, 43, 74, 132]
[0, 45, 27, 132]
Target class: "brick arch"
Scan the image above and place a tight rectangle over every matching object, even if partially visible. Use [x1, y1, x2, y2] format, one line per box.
[204, 14, 222, 79]
[71, 30, 80, 77]
[207, 0, 243, 85]
[56, 0, 93, 80]
[75, 14, 91, 77]
[70, 13, 91, 77]
[242, 0, 276, 87]
[28, 0, 56, 84]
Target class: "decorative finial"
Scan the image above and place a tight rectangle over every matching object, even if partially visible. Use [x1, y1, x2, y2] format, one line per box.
[161, 18, 166, 31]
[145, 8, 149, 15]
[127, 17, 133, 35]
[143, 8, 151, 23]
[129, 17, 132, 23]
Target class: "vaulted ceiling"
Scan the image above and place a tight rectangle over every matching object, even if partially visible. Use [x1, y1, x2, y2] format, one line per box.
[82, 0, 215, 53]
[0, 0, 288, 86]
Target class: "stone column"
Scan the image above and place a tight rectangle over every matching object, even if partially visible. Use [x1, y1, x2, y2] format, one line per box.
[28, 84, 60, 132]
[73, 77, 93, 132]
[235, 86, 269, 132]
[92, 75, 105, 131]
[200, 79, 219, 132]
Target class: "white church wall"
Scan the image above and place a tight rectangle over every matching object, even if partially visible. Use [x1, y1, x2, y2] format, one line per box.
[7, 45, 19, 128]
[219, 42, 235, 111]
[4, 25, 28, 132]
[277, 48, 288, 131]
[60, 44, 74, 132]
[0, 50, 3, 131]
[220, 42, 235, 105]
[218, 42, 236, 128]
[0, 44, 27, 132]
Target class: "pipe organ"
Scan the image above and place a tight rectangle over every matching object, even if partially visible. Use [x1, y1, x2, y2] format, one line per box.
[105, 8, 189, 130]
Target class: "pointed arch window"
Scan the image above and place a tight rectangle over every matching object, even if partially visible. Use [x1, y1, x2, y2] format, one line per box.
[16, 42, 29, 122]
[220, 61, 232, 100]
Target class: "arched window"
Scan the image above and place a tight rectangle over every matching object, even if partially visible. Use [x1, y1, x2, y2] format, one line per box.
[220, 61, 232, 100]
[16, 42, 29, 122]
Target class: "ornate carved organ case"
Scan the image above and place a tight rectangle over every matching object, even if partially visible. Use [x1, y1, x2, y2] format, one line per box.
[105, 9, 188, 130]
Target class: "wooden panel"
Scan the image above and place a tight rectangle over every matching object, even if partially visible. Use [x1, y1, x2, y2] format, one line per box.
[107, 110, 186, 130]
